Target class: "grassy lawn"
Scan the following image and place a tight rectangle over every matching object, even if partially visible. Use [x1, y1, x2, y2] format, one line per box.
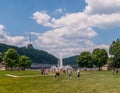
[0, 70, 120, 93]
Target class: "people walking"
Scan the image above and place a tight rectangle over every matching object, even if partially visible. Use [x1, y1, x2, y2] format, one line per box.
[41, 68, 45, 75]
[112, 68, 115, 75]
[77, 69, 80, 79]
[68, 68, 72, 80]
[55, 69, 60, 78]
[116, 68, 119, 75]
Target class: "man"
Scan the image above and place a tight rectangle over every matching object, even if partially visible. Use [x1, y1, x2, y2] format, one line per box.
[55, 69, 60, 78]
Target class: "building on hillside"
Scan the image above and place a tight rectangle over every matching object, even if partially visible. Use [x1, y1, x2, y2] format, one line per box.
[31, 63, 53, 69]
[27, 43, 34, 49]
[27, 33, 34, 49]
[101, 64, 110, 70]
[0, 62, 6, 70]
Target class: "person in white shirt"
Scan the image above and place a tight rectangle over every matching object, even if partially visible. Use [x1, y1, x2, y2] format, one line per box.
[68, 69, 72, 80]
[77, 69, 80, 79]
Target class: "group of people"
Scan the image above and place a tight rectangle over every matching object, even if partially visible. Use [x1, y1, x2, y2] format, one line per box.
[112, 68, 119, 75]
[55, 68, 80, 80]
[41, 68, 49, 75]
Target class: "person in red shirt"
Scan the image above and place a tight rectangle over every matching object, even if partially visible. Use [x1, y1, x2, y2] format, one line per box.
[55, 69, 60, 78]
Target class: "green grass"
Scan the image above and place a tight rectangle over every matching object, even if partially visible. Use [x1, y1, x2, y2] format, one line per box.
[0, 70, 120, 93]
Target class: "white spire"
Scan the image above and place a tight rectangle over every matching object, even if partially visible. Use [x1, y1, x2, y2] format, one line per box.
[60, 53, 63, 68]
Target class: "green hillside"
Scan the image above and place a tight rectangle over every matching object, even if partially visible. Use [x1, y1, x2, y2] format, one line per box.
[0, 43, 58, 65]
[63, 55, 78, 67]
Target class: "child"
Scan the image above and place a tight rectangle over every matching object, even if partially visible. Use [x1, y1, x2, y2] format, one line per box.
[68, 69, 72, 80]
[77, 69, 80, 79]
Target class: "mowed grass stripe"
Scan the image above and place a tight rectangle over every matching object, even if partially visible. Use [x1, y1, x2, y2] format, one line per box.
[5, 74, 55, 77]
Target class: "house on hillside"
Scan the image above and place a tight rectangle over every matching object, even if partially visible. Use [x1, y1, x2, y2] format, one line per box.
[0, 62, 6, 70]
[101, 64, 110, 70]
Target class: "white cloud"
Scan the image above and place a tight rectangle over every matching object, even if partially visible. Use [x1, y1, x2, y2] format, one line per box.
[6, 36, 27, 46]
[33, 11, 52, 27]
[0, 25, 27, 47]
[51, 13, 88, 28]
[33, 9, 116, 57]
[34, 26, 98, 57]
[56, 9, 63, 14]
[95, 44, 109, 49]
[29, 0, 120, 58]
[0, 25, 4, 31]
[30, 32, 40, 36]
[0, 25, 6, 37]
[84, 40, 94, 47]
[33, 11, 97, 38]
[85, 0, 120, 14]
[88, 13, 120, 29]
[54, 8, 66, 14]
[83, 0, 120, 29]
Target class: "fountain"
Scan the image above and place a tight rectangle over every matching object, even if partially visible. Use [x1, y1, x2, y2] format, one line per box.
[58, 53, 63, 69]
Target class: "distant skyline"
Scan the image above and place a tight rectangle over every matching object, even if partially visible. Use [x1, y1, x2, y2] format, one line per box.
[0, 0, 120, 58]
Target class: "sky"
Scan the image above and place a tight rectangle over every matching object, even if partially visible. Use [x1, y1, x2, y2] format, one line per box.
[0, 0, 120, 58]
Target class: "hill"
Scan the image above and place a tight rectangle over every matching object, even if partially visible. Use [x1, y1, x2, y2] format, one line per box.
[0, 43, 58, 65]
[63, 55, 78, 67]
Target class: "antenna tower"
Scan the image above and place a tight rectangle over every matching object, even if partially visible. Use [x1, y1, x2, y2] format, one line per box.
[27, 33, 34, 49]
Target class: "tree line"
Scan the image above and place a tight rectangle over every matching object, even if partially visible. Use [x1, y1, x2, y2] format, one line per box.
[77, 38, 120, 70]
[0, 48, 31, 71]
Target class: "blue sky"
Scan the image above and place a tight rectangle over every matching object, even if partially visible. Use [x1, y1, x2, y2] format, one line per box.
[0, 0, 120, 58]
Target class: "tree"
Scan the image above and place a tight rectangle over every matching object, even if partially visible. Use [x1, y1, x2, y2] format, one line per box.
[107, 57, 114, 68]
[77, 51, 93, 68]
[3, 48, 19, 71]
[113, 48, 120, 68]
[109, 38, 120, 68]
[109, 38, 120, 56]
[0, 52, 3, 62]
[19, 55, 31, 70]
[92, 48, 108, 70]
